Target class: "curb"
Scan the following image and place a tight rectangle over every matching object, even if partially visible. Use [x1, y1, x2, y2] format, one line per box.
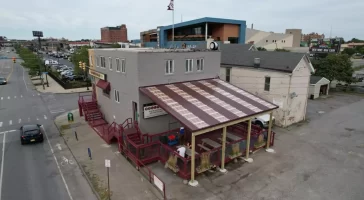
[53, 117, 102, 200]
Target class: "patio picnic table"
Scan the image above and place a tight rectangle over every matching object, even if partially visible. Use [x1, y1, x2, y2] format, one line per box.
[177, 145, 199, 157]
[201, 138, 221, 149]
[226, 132, 242, 141]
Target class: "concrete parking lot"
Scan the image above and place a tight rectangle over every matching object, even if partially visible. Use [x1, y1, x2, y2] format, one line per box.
[152, 92, 364, 200]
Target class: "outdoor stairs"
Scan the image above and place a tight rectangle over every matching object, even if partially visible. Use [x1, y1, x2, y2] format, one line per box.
[83, 101, 107, 127]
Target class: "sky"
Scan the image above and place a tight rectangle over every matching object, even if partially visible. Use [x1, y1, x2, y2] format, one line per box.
[0, 0, 363, 41]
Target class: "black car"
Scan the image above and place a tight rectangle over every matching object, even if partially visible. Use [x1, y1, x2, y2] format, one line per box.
[20, 124, 44, 145]
[0, 77, 7, 85]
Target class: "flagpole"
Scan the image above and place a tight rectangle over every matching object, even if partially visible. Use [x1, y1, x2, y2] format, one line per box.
[172, 4, 175, 48]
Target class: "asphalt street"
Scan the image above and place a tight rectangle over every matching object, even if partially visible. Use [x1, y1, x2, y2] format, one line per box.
[0, 48, 96, 200]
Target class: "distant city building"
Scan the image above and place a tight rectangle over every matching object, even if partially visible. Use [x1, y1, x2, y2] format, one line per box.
[285, 29, 302, 47]
[101, 24, 128, 43]
[140, 17, 246, 48]
[301, 32, 325, 42]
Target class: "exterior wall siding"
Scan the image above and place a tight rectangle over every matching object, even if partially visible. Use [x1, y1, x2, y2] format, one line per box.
[220, 57, 311, 127]
[91, 49, 221, 134]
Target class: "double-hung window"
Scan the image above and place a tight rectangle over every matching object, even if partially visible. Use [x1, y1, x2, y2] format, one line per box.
[100, 56, 106, 68]
[165, 60, 174, 74]
[114, 89, 120, 103]
[109, 57, 112, 70]
[96, 56, 100, 67]
[196, 58, 204, 71]
[116, 58, 120, 72]
[121, 59, 126, 73]
[264, 76, 271, 91]
[185, 59, 193, 73]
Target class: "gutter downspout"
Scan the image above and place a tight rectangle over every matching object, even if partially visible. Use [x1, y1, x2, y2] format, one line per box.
[302, 76, 310, 121]
[284, 74, 292, 127]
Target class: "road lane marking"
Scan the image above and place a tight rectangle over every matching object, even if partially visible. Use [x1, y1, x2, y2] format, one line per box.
[0, 132, 6, 198]
[0, 97, 2, 100]
[50, 109, 65, 114]
[18, 119, 21, 123]
[36, 117, 39, 121]
[20, 95, 23, 98]
[0, 130, 16, 135]
[33, 94, 35, 96]
[37, 93, 40, 96]
[56, 143, 62, 151]
[28, 118, 30, 122]
[14, 96, 16, 99]
[22, 65, 29, 91]
[7, 97, 9, 100]
[42, 126, 74, 200]
[44, 115, 47, 120]
[9, 120, 12, 125]
[0, 122, 2, 127]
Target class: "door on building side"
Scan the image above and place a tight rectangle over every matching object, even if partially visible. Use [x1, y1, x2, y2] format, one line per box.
[92, 84, 96, 100]
[132, 101, 138, 123]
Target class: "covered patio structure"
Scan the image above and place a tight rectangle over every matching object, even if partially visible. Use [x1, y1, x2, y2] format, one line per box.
[140, 78, 278, 186]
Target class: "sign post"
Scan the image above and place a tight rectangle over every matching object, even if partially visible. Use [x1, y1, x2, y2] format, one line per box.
[105, 159, 111, 200]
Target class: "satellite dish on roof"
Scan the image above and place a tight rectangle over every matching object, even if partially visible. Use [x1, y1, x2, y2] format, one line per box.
[209, 42, 218, 50]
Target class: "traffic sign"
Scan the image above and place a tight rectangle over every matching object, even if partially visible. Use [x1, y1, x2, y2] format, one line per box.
[105, 159, 110, 168]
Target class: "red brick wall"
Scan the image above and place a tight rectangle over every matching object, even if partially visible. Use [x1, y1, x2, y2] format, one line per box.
[101, 25, 128, 43]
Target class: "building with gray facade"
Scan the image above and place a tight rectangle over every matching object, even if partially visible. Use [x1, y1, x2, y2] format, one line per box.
[88, 48, 221, 134]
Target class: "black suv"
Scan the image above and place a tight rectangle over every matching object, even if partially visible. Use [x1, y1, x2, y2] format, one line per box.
[20, 124, 44, 145]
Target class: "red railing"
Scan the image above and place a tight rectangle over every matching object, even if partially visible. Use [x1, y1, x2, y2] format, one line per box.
[127, 150, 166, 199]
[141, 128, 180, 143]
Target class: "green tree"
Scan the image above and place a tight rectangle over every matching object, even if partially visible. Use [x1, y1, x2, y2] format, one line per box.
[110, 43, 121, 48]
[16, 46, 44, 76]
[342, 48, 357, 56]
[274, 48, 290, 52]
[71, 46, 91, 75]
[257, 47, 267, 51]
[312, 54, 355, 84]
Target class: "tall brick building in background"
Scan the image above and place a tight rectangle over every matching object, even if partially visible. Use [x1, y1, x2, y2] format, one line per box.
[101, 24, 128, 43]
[301, 32, 325, 42]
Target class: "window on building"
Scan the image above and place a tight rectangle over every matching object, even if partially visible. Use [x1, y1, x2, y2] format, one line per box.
[225, 68, 231, 83]
[89, 56, 93, 66]
[196, 58, 204, 71]
[109, 57, 112, 70]
[165, 60, 174, 74]
[100, 56, 106, 68]
[121, 59, 126, 73]
[264, 77, 271, 91]
[185, 59, 193, 73]
[96, 56, 100, 67]
[116, 58, 120, 72]
[114, 89, 120, 103]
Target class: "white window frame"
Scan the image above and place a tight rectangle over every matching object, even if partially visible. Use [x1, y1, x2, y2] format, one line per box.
[196, 58, 204, 71]
[100, 56, 106, 68]
[165, 60, 174, 75]
[114, 89, 120, 103]
[109, 57, 112, 70]
[116, 58, 120, 72]
[96, 56, 100, 67]
[185, 59, 193, 73]
[89, 56, 93, 67]
[121, 59, 126, 73]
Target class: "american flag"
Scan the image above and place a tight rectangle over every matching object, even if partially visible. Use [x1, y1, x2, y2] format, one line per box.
[167, 0, 174, 10]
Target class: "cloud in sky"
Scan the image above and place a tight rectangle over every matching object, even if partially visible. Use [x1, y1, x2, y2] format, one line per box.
[0, 0, 363, 41]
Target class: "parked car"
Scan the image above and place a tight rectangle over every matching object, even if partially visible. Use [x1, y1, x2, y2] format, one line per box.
[61, 70, 74, 77]
[252, 114, 275, 129]
[0, 77, 7, 85]
[57, 66, 72, 73]
[20, 124, 44, 145]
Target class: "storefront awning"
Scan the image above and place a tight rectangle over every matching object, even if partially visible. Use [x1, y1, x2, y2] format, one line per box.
[96, 80, 110, 90]
[139, 78, 278, 132]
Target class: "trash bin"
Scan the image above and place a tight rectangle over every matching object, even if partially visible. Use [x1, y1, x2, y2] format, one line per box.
[310, 94, 314, 100]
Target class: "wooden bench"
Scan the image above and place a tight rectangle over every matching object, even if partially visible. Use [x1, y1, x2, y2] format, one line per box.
[197, 144, 211, 151]
[201, 138, 221, 149]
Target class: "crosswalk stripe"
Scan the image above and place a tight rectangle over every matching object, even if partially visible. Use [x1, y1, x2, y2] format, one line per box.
[0, 97, 2, 100]
[18, 119, 21, 123]
[38, 93, 40, 96]
[9, 120, 12, 125]
[0, 122, 2, 127]
[21, 95, 23, 98]
[44, 115, 47, 120]
[36, 118, 39, 121]
[7, 96, 10, 99]
[14, 96, 16, 99]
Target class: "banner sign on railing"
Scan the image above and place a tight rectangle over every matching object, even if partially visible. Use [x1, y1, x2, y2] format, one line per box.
[153, 175, 164, 192]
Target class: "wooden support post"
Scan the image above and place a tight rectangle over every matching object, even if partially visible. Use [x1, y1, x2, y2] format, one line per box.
[265, 112, 275, 153]
[220, 126, 227, 172]
[245, 119, 253, 163]
[189, 133, 198, 186]
[266, 112, 273, 149]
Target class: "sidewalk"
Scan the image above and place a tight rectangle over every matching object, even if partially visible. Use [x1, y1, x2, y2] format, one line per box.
[31, 75, 90, 93]
[54, 110, 161, 200]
